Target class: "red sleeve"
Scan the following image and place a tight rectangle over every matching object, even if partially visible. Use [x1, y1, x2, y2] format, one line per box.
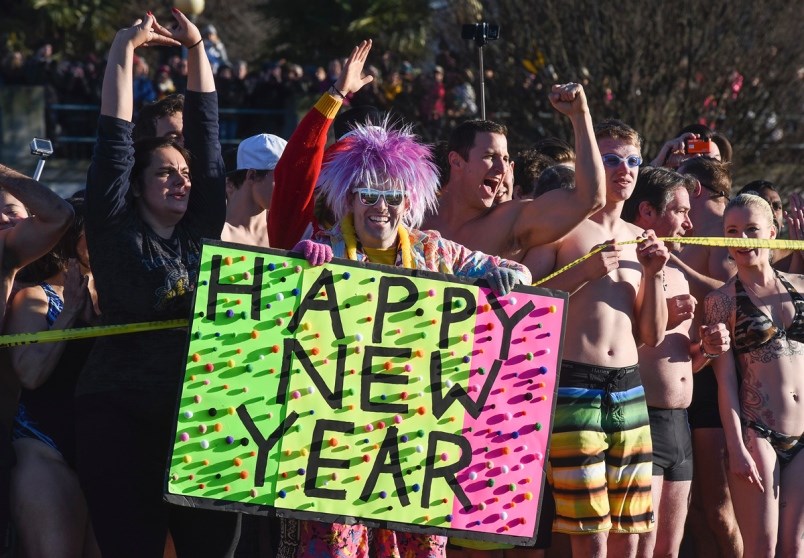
[268, 94, 341, 249]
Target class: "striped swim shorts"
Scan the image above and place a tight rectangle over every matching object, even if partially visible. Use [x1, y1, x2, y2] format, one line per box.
[548, 360, 653, 534]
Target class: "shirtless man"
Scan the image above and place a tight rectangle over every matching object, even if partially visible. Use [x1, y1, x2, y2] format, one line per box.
[671, 156, 743, 558]
[423, 83, 605, 261]
[222, 133, 286, 247]
[430, 83, 602, 558]
[621, 166, 730, 558]
[524, 120, 669, 558]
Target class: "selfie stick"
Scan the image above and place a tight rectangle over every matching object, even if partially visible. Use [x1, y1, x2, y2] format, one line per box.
[30, 139, 53, 181]
[468, 23, 497, 121]
[33, 158, 47, 182]
[478, 45, 486, 120]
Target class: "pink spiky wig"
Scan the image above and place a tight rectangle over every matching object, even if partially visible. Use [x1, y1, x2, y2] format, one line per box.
[315, 120, 439, 229]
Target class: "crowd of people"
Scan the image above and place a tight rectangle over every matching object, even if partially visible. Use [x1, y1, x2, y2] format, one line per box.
[1, 24, 483, 157]
[0, 9, 802, 558]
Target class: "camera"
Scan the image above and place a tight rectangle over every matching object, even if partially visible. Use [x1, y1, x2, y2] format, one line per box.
[30, 138, 54, 158]
[462, 22, 500, 46]
[685, 139, 712, 155]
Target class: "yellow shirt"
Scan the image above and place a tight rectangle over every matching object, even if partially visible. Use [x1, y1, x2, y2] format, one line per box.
[363, 246, 397, 266]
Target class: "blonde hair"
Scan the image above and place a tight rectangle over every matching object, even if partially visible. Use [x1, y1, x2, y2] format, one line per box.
[725, 193, 776, 232]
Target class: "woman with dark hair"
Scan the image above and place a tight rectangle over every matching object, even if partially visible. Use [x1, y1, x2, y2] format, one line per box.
[705, 193, 804, 557]
[74, 11, 238, 557]
[7, 196, 100, 557]
[739, 180, 784, 230]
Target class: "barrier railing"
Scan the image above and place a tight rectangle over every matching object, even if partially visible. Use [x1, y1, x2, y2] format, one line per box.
[47, 103, 287, 153]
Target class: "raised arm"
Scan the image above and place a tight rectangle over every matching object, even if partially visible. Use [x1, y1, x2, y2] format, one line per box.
[0, 164, 73, 272]
[649, 132, 697, 169]
[153, 9, 211, 93]
[332, 40, 374, 101]
[7, 263, 88, 389]
[155, 10, 225, 237]
[88, 16, 180, 229]
[101, 14, 179, 121]
[784, 192, 804, 274]
[514, 83, 605, 249]
[269, 39, 374, 248]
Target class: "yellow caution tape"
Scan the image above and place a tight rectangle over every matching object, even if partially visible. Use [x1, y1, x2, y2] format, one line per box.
[532, 236, 804, 286]
[0, 236, 800, 345]
[0, 319, 189, 348]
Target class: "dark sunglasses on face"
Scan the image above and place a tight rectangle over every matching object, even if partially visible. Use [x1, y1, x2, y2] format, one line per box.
[601, 154, 643, 168]
[352, 188, 406, 207]
[700, 182, 729, 200]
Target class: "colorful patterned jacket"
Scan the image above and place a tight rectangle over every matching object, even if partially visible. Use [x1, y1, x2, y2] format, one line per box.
[313, 224, 532, 284]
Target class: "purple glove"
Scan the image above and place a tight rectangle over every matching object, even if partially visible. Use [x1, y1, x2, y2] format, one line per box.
[293, 239, 333, 267]
[484, 267, 520, 296]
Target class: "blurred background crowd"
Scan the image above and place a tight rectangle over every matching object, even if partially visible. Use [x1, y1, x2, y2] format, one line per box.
[0, 0, 801, 191]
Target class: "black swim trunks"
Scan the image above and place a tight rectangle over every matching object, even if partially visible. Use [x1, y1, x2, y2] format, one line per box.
[687, 365, 721, 429]
[648, 407, 693, 481]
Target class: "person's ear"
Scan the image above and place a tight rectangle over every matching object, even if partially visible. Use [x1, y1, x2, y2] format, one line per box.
[638, 200, 656, 221]
[770, 222, 778, 239]
[691, 178, 703, 198]
[448, 151, 464, 170]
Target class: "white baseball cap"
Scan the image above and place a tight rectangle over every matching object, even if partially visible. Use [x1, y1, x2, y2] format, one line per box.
[236, 134, 287, 171]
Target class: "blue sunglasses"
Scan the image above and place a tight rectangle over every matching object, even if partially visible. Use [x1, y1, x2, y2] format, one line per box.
[602, 154, 642, 168]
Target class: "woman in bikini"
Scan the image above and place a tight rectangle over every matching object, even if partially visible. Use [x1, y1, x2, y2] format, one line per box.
[7, 195, 100, 557]
[704, 193, 804, 557]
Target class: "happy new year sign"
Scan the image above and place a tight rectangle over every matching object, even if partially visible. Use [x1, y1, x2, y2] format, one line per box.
[166, 241, 567, 545]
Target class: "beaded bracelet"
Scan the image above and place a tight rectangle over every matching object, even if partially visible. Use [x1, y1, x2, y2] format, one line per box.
[701, 345, 720, 359]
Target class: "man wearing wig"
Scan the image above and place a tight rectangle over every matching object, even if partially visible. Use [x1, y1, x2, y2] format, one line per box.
[294, 121, 531, 288]
[290, 75, 531, 558]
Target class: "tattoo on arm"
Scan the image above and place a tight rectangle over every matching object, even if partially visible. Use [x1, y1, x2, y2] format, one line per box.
[704, 289, 733, 326]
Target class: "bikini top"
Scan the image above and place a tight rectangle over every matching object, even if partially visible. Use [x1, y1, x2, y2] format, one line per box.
[733, 271, 804, 354]
[39, 282, 64, 327]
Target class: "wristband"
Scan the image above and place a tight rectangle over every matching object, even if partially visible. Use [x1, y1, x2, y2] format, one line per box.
[188, 38, 203, 50]
[329, 85, 346, 100]
[701, 345, 720, 359]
